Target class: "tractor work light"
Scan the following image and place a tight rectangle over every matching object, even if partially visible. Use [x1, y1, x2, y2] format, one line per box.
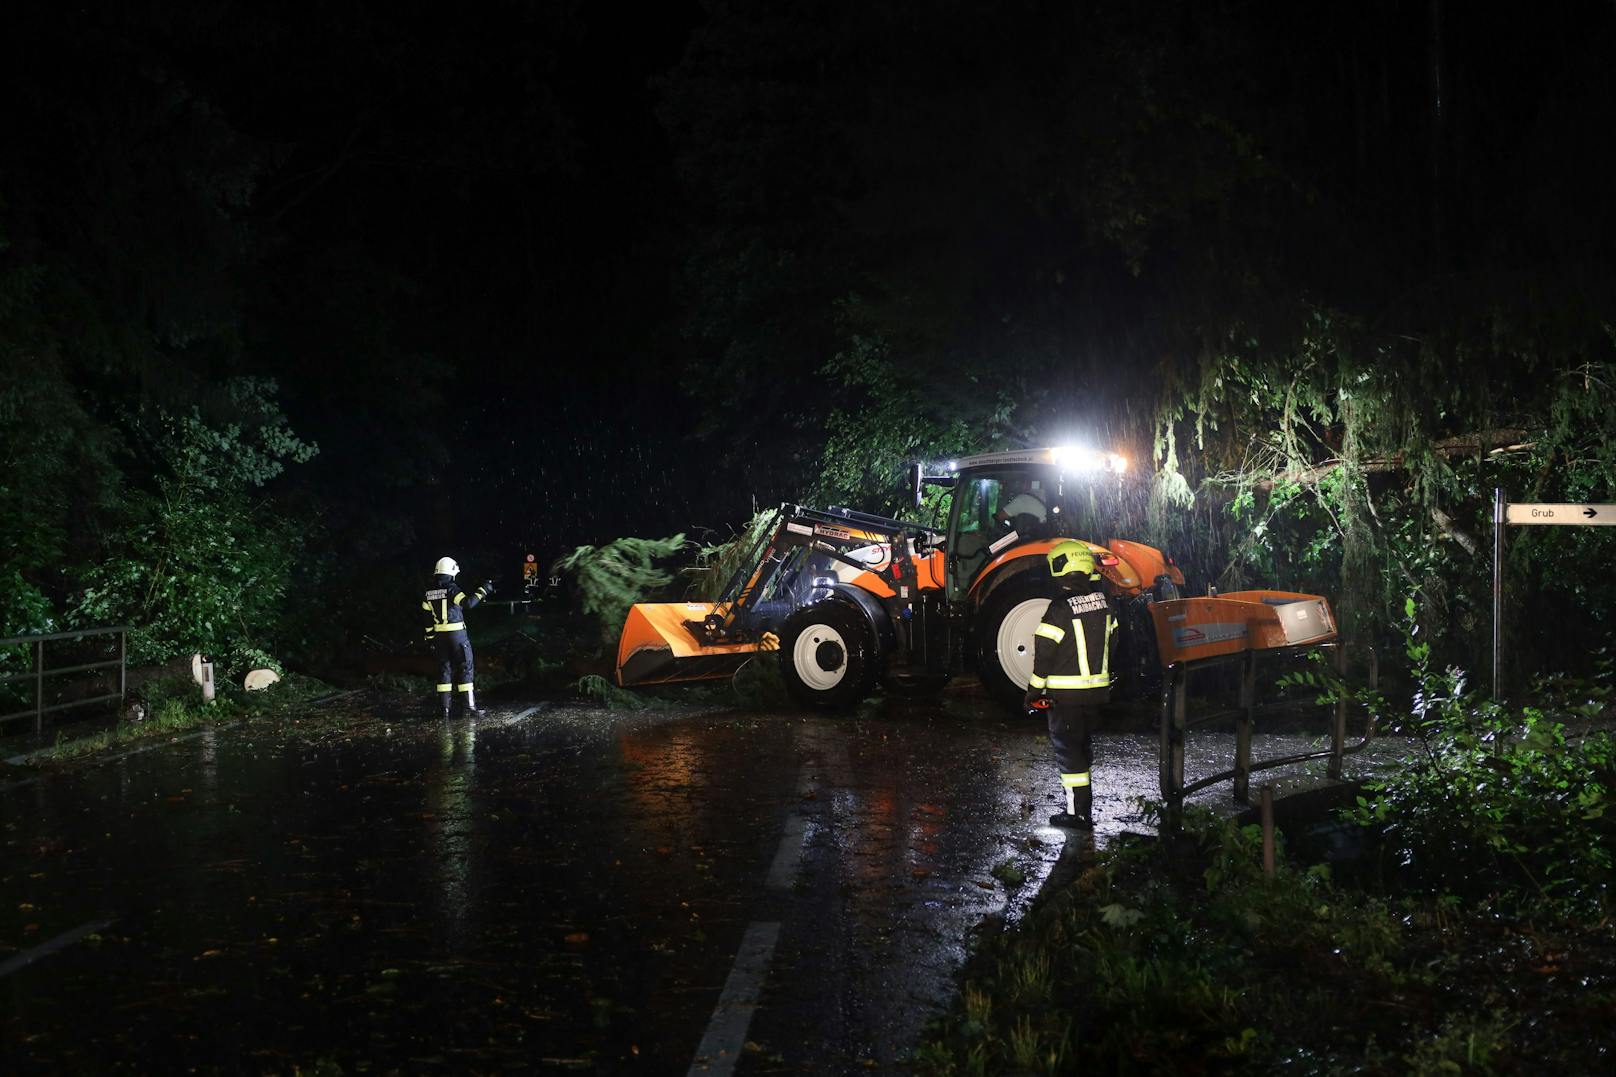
[1049, 445, 1127, 474]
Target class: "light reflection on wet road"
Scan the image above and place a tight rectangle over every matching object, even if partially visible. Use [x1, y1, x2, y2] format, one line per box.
[1, 693, 1403, 1073]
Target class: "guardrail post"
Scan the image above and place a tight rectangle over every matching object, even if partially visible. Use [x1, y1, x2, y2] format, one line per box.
[35, 638, 45, 735]
[1158, 666, 1187, 828]
[1260, 785, 1276, 876]
[1234, 650, 1255, 803]
[1158, 669, 1172, 815]
[1172, 674, 1187, 827]
[1328, 643, 1347, 779]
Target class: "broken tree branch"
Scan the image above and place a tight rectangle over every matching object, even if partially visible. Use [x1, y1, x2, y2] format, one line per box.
[1255, 429, 1533, 490]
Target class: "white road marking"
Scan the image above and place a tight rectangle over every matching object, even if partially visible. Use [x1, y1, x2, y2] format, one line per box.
[689, 733, 858, 1073]
[686, 921, 782, 1077]
[0, 918, 116, 979]
[765, 812, 809, 890]
[764, 761, 814, 890]
[501, 704, 546, 726]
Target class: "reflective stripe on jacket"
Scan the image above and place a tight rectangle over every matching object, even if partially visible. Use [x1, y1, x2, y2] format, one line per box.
[1027, 586, 1116, 702]
[422, 574, 493, 641]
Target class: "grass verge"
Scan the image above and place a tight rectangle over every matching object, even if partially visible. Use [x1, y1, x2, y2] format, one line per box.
[914, 806, 1616, 1075]
[33, 672, 337, 763]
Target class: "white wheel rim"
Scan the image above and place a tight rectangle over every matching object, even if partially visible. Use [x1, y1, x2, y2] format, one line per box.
[995, 598, 1047, 689]
[792, 623, 849, 691]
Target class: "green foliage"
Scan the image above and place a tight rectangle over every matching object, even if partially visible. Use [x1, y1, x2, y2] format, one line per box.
[572, 673, 649, 710]
[729, 653, 790, 710]
[41, 695, 221, 762]
[1396, 1011, 1514, 1077]
[920, 796, 1615, 1074]
[71, 378, 316, 667]
[1344, 603, 1616, 917]
[0, 569, 57, 711]
[687, 509, 779, 602]
[916, 808, 1421, 1074]
[144, 377, 320, 490]
[0, 305, 119, 582]
[228, 645, 284, 679]
[555, 533, 689, 648]
[1156, 311, 1616, 666]
[0, 568, 56, 645]
[39, 670, 337, 763]
[811, 329, 1015, 513]
[989, 859, 1026, 888]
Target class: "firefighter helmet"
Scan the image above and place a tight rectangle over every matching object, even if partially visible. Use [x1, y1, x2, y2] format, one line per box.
[1047, 541, 1099, 581]
[434, 556, 460, 577]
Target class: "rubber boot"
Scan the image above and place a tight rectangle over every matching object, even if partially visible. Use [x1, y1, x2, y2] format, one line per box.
[1049, 783, 1094, 829]
[460, 686, 485, 718]
[438, 692, 453, 719]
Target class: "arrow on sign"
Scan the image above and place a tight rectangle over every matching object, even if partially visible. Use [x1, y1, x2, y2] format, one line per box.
[1586, 507, 1599, 519]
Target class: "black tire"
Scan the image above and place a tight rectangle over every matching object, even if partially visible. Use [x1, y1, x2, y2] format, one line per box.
[974, 574, 1060, 713]
[1111, 595, 1161, 701]
[778, 602, 882, 710]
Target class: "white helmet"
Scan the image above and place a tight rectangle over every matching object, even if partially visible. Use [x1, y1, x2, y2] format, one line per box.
[434, 556, 460, 577]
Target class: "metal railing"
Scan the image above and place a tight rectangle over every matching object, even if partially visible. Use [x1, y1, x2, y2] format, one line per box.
[1158, 640, 1377, 826]
[0, 627, 129, 735]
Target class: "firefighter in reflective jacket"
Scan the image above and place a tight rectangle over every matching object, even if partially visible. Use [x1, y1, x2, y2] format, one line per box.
[1025, 541, 1116, 828]
[423, 557, 495, 717]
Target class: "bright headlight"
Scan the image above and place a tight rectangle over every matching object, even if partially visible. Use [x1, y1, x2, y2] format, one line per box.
[1050, 445, 1126, 475]
[1051, 445, 1102, 472]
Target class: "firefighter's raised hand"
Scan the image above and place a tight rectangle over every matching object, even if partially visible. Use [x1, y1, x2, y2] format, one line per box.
[480, 580, 496, 597]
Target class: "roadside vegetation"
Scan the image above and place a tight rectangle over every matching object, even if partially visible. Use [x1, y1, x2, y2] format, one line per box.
[31, 672, 342, 764]
[916, 617, 1616, 1075]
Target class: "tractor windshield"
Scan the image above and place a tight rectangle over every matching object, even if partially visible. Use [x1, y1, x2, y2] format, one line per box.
[945, 465, 1057, 596]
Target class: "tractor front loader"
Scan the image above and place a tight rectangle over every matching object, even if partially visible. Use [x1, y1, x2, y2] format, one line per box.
[615, 447, 1339, 712]
[616, 504, 950, 706]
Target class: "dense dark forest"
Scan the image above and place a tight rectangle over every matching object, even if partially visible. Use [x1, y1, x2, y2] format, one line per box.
[3, 0, 1614, 679]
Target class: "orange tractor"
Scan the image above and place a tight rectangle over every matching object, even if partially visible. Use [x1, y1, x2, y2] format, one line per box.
[615, 447, 1337, 710]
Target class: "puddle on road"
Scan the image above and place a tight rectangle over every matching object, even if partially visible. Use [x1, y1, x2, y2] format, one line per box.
[1, 694, 1403, 1072]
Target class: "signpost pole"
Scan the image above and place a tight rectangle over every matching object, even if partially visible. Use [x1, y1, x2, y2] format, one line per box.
[1492, 487, 1504, 700]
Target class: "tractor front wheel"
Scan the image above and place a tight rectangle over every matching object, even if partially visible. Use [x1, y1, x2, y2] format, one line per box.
[975, 576, 1059, 713]
[778, 603, 880, 710]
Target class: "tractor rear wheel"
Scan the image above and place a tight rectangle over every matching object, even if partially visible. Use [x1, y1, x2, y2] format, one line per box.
[778, 602, 880, 710]
[975, 575, 1059, 712]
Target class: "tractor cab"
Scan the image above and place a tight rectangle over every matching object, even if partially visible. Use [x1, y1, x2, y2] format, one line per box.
[911, 447, 1130, 601]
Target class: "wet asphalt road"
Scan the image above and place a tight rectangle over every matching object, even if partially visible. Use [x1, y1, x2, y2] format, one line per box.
[1, 690, 1399, 1073]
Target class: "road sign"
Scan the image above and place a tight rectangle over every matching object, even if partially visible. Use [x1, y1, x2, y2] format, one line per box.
[1503, 502, 1616, 526]
[1495, 491, 1616, 701]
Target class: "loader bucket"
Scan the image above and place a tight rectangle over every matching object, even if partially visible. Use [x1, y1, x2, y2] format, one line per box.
[615, 602, 762, 687]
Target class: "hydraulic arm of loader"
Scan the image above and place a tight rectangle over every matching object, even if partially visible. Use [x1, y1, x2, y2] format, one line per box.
[690, 503, 937, 645]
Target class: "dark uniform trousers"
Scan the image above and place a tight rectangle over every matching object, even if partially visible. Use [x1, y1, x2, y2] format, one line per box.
[1029, 584, 1117, 817]
[435, 633, 475, 698]
[1047, 702, 1097, 814]
[422, 574, 492, 711]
